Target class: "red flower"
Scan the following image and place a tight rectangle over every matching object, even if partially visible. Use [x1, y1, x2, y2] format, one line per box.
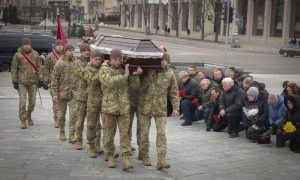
[179, 90, 186, 97]
[191, 98, 198, 104]
[213, 115, 220, 123]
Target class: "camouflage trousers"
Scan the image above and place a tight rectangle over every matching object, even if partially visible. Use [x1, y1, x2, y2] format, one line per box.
[130, 106, 139, 145]
[17, 83, 37, 121]
[49, 87, 58, 124]
[102, 113, 131, 156]
[75, 100, 87, 142]
[138, 113, 167, 158]
[57, 99, 71, 129]
[68, 99, 77, 134]
[86, 104, 102, 145]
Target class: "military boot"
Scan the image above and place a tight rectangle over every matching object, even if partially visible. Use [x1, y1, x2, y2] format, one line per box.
[59, 128, 66, 141]
[27, 116, 33, 126]
[88, 144, 97, 158]
[68, 132, 76, 144]
[20, 120, 27, 129]
[156, 157, 170, 170]
[122, 156, 133, 171]
[137, 152, 143, 160]
[142, 156, 151, 166]
[75, 141, 83, 150]
[95, 144, 104, 154]
[104, 152, 119, 161]
[107, 155, 116, 168]
[130, 145, 136, 152]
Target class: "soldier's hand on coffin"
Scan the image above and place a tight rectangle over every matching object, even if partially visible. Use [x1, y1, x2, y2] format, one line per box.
[124, 64, 130, 75]
[171, 110, 179, 116]
[133, 67, 143, 75]
[147, 69, 156, 77]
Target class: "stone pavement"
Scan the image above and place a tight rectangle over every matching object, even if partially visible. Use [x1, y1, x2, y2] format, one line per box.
[0, 72, 300, 180]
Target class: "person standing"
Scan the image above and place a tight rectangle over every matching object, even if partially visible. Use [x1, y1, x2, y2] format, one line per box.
[137, 52, 179, 170]
[43, 39, 64, 128]
[98, 48, 142, 170]
[51, 44, 76, 141]
[11, 38, 42, 129]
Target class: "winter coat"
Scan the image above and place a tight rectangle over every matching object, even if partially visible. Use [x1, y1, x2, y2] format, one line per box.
[43, 50, 63, 85]
[73, 56, 90, 98]
[86, 62, 102, 106]
[180, 77, 199, 101]
[284, 95, 300, 137]
[269, 95, 286, 126]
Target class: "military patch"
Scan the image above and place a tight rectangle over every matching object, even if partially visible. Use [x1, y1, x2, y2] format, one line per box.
[76, 66, 81, 72]
[100, 71, 106, 79]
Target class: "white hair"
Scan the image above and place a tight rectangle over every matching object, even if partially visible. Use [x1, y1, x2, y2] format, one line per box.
[200, 78, 211, 85]
[222, 77, 234, 86]
[178, 71, 188, 79]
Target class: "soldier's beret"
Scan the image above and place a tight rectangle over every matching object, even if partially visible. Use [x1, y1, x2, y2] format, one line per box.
[110, 48, 122, 59]
[91, 49, 104, 59]
[22, 38, 31, 45]
[64, 44, 74, 52]
[80, 43, 90, 53]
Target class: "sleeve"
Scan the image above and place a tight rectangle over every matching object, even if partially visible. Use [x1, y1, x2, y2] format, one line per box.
[35, 52, 43, 81]
[74, 61, 86, 79]
[219, 93, 226, 110]
[83, 68, 95, 85]
[43, 55, 52, 84]
[98, 68, 128, 89]
[51, 63, 60, 96]
[184, 82, 199, 100]
[225, 93, 243, 113]
[258, 101, 269, 126]
[274, 104, 287, 126]
[11, 53, 19, 83]
[129, 75, 140, 90]
[168, 71, 180, 111]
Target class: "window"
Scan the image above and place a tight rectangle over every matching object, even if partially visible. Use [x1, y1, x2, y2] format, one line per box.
[253, 0, 265, 36]
[270, 0, 284, 37]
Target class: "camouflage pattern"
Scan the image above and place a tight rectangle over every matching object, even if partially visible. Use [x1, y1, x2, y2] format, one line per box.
[72, 56, 90, 97]
[51, 55, 75, 130]
[43, 50, 63, 125]
[129, 77, 140, 145]
[137, 66, 180, 159]
[98, 62, 140, 157]
[68, 98, 77, 133]
[11, 47, 41, 122]
[87, 104, 102, 145]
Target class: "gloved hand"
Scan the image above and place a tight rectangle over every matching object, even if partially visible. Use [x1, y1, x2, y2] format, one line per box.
[43, 83, 48, 90]
[38, 80, 43, 88]
[13, 82, 18, 89]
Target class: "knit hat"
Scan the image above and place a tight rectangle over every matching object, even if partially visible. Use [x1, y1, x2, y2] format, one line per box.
[91, 49, 104, 59]
[243, 77, 253, 85]
[268, 94, 279, 105]
[247, 87, 259, 98]
[80, 43, 90, 53]
[64, 44, 74, 52]
[55, 39, 64, 46]
[110, 48, 122, 59]
[22, 38, 31, 45]
[162, 52, 170, 64]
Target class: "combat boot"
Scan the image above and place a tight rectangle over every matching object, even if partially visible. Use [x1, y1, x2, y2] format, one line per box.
[122, 156, 133, 170]
[104, 152, 119, 161]
[95, 144, 104, 154]
[20, 120, 27, 129]
[59, 128, 66, 141]
[88, 144, 97, 158]
[130, 145, 136, 152]
[142, 156, 151, 166]
[137, 152, 143, 160]
[156, 157, 170, 170]
[107, 155, 116, 168]
[75, 141, 83, 150]
[68, 132, 76, 144]
[27, 116, 33, 126]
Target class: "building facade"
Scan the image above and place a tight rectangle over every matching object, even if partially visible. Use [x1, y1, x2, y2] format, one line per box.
[120, 0, 300, 49]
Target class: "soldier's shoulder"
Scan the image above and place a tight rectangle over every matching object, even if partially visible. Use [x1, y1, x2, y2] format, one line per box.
[31, 49, 39, 56]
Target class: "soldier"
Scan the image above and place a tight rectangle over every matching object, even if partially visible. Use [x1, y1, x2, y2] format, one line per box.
[73, 43, 91, 149]
[85, 49, 104, 158]
[11, 38, 42, 129]
[51, 44, 76, 141]
[43, 39, 64, 128]
[137, 52, 179, 170]
[98, 48, 142, 170]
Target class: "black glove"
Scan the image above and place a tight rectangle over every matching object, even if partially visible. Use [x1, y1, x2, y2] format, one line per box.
[38, 80, 43, 88]
[13, 82, 18, 89]
[43, 83, 48, 90]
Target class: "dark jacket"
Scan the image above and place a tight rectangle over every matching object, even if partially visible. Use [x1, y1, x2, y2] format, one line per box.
[269, 95, 286, 126]
[219, 83, 246, 114]
[198, 85, 213, 108]
[284, 95, 300, 137]
[243, 93, 269, 128]
[180, 77, 199, 101]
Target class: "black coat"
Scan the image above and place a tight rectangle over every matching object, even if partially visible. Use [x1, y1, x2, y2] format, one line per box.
[180, 77, 199, 101]
[284, 95, 300, 137]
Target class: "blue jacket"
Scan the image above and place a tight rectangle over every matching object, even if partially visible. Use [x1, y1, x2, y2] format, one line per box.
[269, 95, 286, 126]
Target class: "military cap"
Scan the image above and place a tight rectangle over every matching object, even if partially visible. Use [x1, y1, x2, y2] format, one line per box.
[162, 52, 170, 64]
[80, 43, 90, 53]
[64, 44, 74, 52]
[22, 38, 31, 45]
[110, 48, 122, 59]
[55, 39, 64, 46]
[91, 49, 104, 59]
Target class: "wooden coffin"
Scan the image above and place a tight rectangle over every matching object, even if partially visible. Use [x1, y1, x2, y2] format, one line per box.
[90, 35, 163, 69]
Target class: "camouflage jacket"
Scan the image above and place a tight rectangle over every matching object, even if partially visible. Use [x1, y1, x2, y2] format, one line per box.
[138, 66, 180, 117]
[11, 47, 41, 85]
[43, 50, 63, 85]
[51, 55, 76, 100]
[86, 62, 102, 106]
[98, 62, 140, 115]
[73, 55, 90, 96]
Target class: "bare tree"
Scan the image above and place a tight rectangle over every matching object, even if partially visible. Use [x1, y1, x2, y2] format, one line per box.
[167, 1, 182, 37]
[208, 0, 222, 42]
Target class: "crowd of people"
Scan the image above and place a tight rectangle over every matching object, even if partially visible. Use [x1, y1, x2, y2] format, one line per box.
[178, 64, 300, 153]
[10, 38, 300, 174]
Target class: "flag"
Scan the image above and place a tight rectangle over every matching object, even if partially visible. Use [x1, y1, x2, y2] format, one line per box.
[56, 14, 67, 45]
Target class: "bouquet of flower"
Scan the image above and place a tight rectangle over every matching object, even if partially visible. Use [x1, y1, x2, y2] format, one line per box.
[282, 121, 296, 133]
[242, 106, 259, 123]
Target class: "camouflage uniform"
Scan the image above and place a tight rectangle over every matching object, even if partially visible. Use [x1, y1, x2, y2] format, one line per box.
[98, 62, 140, 158]
[11, 47, 41, 126]
[73, 56, 90, 144]
[43, 50, 63, 127]
[51, 55, 76, 137]
[137, 66, 179, 160]
[86, 62, 102, 147]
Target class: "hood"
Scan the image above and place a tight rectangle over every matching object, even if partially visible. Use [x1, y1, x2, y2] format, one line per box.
[284, 94, 300, 113]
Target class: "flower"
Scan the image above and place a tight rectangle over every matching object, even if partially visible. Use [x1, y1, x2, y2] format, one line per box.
[283, 121, 296, 133]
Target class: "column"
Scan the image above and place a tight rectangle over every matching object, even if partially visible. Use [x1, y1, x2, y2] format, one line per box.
[246, 0, 254, 38]
[178, 1, 183, 33]
[150, 4, 155, 30]
[263, 0, 272, 38]
[282, 0, 291, 44]
[168, 0, 173, 30]
[158, 1, 164, 31]
[134, 2, 139, 28]
[188, 0, 194, 31]
[120, 1, 126, 28]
